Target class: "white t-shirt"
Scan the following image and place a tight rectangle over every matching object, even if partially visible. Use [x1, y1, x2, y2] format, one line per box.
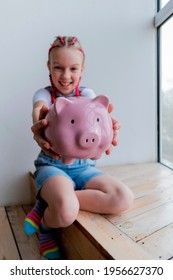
[33, 86, 96, 108]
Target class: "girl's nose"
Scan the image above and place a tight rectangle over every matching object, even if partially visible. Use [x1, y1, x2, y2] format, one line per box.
[62, 69, 70, 79]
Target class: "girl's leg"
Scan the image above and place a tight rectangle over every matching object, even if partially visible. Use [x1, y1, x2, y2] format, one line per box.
[40, 175, 79, 228]
[24, 198, 47, 234]
[75, 174, 134, 214]
[38, 175, 79, 259]
[39, 223, 61, 259]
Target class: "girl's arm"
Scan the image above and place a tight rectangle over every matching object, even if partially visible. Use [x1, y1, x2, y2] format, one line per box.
[31, 101, 59, 159]
[32, 100, 48, 123]
[105, 103, 121, 155]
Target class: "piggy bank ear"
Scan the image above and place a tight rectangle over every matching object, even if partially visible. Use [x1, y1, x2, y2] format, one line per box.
[92, 95, 109, 108]
[55, 97, 72, 114]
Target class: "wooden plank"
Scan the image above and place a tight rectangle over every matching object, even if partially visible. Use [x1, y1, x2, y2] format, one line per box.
[100, 163, 160, 177]
[123, 168, 173, 188]
[60, 229, 83, 260]
[0, 207, 20, 260]
[61, 223, 110, 260]
[76, 211, 153, 259]
[22, 204, 32, 214]
[6, 205, 45, 260]
[138, 223, 173, 260]
[117, 202, 173, 242]
[101, 162, 168, 178]
[105, 184, 173, 224]
[131, 174, 173, 198]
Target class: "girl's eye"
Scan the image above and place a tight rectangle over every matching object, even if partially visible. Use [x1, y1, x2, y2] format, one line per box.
[71, 119, 75, 124]
[71, 67, 78, 71]
[97, 118, 99, 122]
[55, 66, 62, 70]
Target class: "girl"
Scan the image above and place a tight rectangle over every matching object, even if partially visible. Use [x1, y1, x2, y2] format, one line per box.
[24, 36, 134, 259]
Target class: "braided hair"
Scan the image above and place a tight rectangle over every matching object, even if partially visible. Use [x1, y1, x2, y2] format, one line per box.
[48, 36, 85, 103]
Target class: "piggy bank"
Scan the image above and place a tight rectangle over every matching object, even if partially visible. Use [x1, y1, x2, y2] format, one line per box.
[45, 95, 113, 164]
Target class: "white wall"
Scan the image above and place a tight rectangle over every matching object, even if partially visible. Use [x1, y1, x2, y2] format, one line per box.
[0, 0, 157, 205]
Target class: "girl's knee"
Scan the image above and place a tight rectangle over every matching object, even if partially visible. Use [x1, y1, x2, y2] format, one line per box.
[119, 186, 134, 211]
[59, 206, 79, 227]
[109, 183, 134, 214]
[50, 200, 80, 228]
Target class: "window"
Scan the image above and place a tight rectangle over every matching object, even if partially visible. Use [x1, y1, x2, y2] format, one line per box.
[159, 17, 173, 168]
[160, 0, 169, 9]
[155, 1, 173, 169]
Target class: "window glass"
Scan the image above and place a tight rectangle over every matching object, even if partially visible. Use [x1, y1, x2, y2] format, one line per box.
[160, 0, 169, 9]
[159, 16, 173, 168]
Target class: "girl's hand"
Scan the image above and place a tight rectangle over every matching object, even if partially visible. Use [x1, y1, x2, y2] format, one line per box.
[105, 103, 121, 155]
[31, 105, 59, 159]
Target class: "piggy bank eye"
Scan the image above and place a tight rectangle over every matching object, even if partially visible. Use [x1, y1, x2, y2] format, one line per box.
[71, 119, 75, 124]
[97, 118, 99, 122]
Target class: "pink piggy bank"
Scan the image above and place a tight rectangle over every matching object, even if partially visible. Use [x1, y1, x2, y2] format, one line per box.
[45, 95, 113, 164]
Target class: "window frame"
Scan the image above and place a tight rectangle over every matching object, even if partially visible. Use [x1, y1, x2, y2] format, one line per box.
[155, 0, 173, 168]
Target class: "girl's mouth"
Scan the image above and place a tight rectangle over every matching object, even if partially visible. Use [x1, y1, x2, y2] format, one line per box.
[59, 81, 72, 87]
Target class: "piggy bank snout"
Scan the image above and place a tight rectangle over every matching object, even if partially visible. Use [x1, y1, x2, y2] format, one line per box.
[79, 132, 99, 148]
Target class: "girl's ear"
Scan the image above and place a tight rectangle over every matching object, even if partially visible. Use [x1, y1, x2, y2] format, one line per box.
[81, 64, 85, 74]
[47, 60, 50, 72]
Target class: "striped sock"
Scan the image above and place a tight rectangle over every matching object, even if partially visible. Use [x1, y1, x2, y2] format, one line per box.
[39, 224, 61, 260]
[24, 199, 47, 235]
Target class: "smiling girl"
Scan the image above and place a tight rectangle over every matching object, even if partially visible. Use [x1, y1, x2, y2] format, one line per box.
[24, 36, 134, 259]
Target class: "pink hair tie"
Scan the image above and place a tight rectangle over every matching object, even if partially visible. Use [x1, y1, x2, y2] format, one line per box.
[58, 36, 65, 45]
[70, 37, 77, 45]
[75, 77, 81, 97]
[70, 37, 85, 58]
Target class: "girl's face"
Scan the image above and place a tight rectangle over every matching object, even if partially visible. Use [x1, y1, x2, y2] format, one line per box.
[48, 47, 84, 96]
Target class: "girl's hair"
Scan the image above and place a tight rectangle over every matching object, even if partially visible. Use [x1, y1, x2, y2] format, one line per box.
[48, 36, 85, 102]
[48, 36, 85, 60]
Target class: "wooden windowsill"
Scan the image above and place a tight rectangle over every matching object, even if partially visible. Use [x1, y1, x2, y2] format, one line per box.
[1, 162, 173, 260]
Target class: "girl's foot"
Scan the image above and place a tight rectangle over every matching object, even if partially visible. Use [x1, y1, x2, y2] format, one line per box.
[39, 224, 61, 260]
[24, 199, 47, 235]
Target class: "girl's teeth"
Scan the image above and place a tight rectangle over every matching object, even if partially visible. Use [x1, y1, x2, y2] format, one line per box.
[60, 82, 70, 86]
